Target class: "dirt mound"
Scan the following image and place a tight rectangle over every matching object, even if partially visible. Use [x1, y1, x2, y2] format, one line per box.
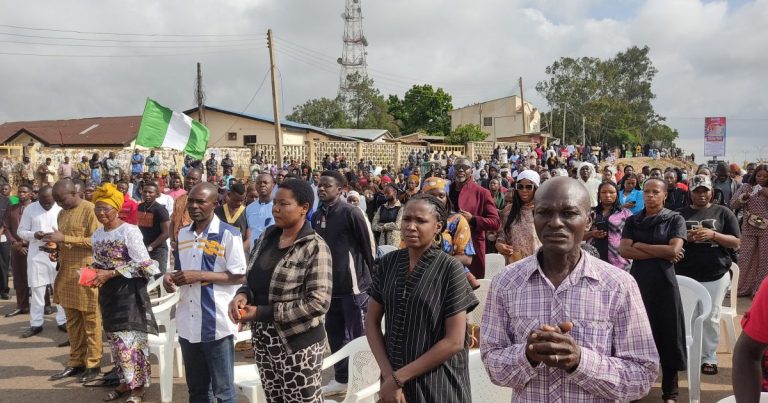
[601, 157, 699, 172]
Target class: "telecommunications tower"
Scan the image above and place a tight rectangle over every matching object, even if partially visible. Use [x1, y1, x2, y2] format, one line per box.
[337, 0, 368, 93]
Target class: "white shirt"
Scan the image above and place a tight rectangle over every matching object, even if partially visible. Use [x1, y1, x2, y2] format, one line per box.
[581, 178, 602, 207]
[176, 215, 246, 343]
[17, 201, 62, 287]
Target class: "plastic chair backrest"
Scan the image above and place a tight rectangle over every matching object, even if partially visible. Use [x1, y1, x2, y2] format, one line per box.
[469, 349, 512, 402]
[322, 337, 380, 400]
[728, 263, 740, 310]
[676, 276, 712, 340]
[152, 292, 179, 334]
[485, 253, 506, 279]
[468, 279, 492, 326]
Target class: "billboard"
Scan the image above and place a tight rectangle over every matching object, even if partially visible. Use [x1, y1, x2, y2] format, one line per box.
[704, 117, 726, 157]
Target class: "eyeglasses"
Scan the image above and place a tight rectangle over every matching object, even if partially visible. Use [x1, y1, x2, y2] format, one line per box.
[516, 183, 536, 191]
[94, 207, 116, 214]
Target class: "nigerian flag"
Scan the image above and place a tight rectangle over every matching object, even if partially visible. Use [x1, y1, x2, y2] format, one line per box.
[135, 98, 209, 160]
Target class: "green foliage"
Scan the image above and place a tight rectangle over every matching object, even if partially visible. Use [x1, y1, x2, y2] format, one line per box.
[536, 46, 676, 147]
[286, 97, 347, 128]
[388, 85, 453, 135]
[285, 72, 399, 135]
[446, 124, 487, 145]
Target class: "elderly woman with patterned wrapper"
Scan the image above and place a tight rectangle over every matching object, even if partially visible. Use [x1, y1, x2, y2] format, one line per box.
[89, 183, 159, 403]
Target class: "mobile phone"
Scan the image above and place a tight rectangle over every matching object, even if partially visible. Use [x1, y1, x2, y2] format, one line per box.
[595, 221, 608, 232]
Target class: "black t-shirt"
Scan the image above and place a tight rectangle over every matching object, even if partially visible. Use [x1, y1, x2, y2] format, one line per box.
[137, 202, 170, 246]
[675, 204, 741, 282]
[214, 206, 248, 237]
[248, 232, 290, 306]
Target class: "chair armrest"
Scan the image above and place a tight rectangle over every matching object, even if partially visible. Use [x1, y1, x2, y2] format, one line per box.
[349, 382, 381, 403]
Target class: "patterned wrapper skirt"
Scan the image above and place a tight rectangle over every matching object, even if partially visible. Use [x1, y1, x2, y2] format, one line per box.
[107, 331, 151, 389]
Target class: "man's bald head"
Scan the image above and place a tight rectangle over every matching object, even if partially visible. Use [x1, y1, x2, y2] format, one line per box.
[533, 177, 593, 257]
[535, 177, 592, 214]
[189, 182, 218, 202]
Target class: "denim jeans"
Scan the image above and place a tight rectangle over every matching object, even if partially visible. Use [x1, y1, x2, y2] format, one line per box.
[179, 335, 236, 403]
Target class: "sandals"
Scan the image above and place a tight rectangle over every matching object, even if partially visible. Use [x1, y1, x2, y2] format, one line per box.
[701, 363, 718, 375]
[124, 396, 143, 403]
[104, 389, 127, 402]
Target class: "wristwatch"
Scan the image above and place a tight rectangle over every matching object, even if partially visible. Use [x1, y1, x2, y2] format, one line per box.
[147, 246, 154, 252]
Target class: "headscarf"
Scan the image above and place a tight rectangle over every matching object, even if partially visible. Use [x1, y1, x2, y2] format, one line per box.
[422, 177, 446, 193]
[92, 183, 123, 211]
[516, 170, 541, 187]
[578, 162, 596, 179]
[408, 174, 421, 187]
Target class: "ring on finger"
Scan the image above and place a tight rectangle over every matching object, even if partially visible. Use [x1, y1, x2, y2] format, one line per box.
[554, 355, 559, 363]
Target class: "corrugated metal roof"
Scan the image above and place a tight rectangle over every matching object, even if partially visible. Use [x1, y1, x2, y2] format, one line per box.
[0, 116, 140, 146]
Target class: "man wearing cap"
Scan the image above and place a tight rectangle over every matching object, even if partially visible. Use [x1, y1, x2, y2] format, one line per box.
[448, 157, 501, 278]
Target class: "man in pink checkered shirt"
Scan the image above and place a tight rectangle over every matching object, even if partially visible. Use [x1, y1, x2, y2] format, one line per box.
[481, 177, 659, 402]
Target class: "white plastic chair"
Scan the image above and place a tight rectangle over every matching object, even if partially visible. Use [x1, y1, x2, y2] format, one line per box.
[716, 392, 768, 402]
[147, 292, 180, 403]
[322, 336, 381, 403]
[469, 349, 512, 402]
[720, 263, 740, 353]
[676, 275, 713, 403]
[468, 279, 492, 326]
[377, 245, 398, 257]
[484, 253, 506, 279]
[234, 363, 267, 403]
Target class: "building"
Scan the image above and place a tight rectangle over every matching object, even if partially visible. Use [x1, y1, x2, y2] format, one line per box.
[449, 95, 540, 142]
[0, 116, 141, 148]
[326, 128, 393, 143]
[183, 105, 358, 148]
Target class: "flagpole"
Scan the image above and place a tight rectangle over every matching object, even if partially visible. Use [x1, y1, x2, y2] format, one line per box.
[268, 29, 284, 167]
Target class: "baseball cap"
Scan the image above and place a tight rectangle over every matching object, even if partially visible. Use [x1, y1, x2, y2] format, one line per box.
[690, 174, 712, 190]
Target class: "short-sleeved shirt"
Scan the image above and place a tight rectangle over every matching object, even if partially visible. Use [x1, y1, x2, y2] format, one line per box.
[176, 216, 246, 343]
[245, 200, 274, 249]
[137, 202, 169, 246]
[743, 277, 768, 344]
[675, 204, 740, 282]
[371, 247, 478, 402]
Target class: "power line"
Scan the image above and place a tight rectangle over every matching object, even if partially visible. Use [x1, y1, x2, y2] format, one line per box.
[0, 23, 262, 38]
[212, 68, 272, 146]
[0, 31, 261, 44]
[0, 46, 265, 58]
[0, 39, 265, 49]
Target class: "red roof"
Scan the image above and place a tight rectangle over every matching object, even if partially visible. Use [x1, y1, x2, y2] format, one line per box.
[0, 116, 141, 147]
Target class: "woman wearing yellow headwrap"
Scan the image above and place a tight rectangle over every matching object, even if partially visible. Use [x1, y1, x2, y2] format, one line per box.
[400, 174, 421, 203]
[421, 177, 479, 288]
[90, 183, 159, 402]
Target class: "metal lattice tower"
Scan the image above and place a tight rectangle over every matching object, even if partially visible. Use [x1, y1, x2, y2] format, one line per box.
[337, 0, 368, 92]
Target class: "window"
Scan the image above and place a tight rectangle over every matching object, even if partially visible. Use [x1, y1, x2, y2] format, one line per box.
[483, 117, 493, 127]
[243, 135, 257, 145]
[227, 132, 238, 141]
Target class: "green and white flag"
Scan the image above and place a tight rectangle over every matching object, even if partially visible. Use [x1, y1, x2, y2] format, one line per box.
[135, 98, 209, 160]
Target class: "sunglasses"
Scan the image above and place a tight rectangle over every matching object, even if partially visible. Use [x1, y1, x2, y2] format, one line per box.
[516, 183, 536, 191]
[454, 164, 472, 171]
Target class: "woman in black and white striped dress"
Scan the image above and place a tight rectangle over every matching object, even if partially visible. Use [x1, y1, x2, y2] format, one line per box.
[367, 193, 478, 402]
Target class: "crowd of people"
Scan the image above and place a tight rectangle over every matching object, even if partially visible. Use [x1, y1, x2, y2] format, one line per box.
[0, 143, 767, 402]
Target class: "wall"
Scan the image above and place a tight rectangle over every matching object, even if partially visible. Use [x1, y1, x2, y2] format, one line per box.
[188, 109, 331, 148]
[450, 96, 541, 140]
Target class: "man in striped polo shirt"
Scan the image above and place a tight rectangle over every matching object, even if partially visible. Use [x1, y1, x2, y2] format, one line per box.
[164, 182, 246, 403]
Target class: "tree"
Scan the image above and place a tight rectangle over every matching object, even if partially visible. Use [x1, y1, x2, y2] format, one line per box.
[388, 85, 453, 135]
[536, 46, 675, 147]
[286, 97, 347, 128]
[446, 124, 486, 145]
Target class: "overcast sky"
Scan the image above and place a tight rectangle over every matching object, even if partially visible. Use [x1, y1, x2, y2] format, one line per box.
[1, 0, 766, 164]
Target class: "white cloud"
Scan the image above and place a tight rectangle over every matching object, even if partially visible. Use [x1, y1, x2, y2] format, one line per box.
[0, 0, 766, 163]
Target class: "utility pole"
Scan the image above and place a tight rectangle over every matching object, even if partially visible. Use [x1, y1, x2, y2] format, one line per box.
[582, 115, 586, 147]
[196, 62, 205, 125]
[562, 104, 567, 145]
[519, 77, 526, 135]
[267, 29, 284, 166]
